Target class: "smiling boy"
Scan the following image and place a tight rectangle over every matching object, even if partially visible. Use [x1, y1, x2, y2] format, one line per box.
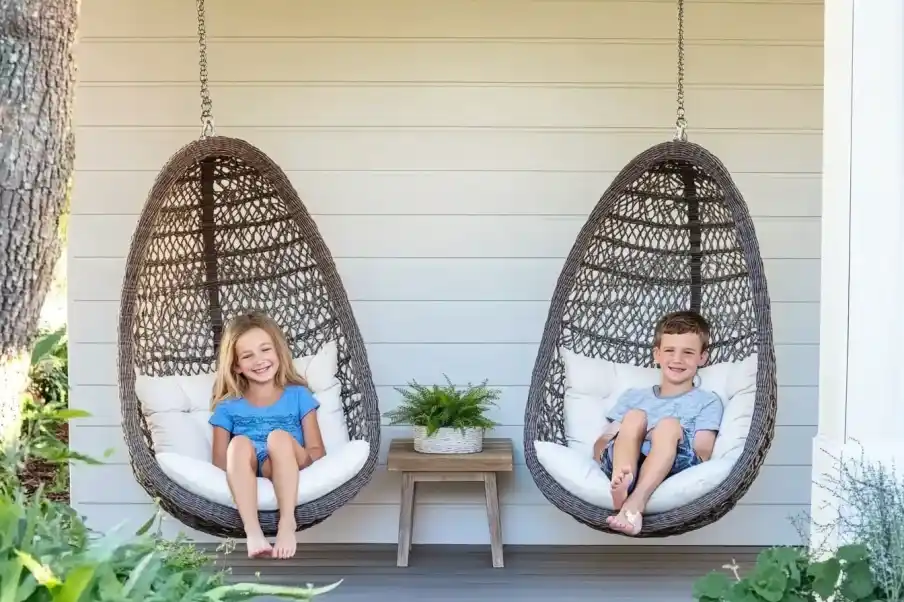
[591, 310, 723, 536]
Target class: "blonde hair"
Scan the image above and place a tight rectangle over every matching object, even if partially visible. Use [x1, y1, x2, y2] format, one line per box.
[210, 311, 307, 409]
[653, 310, 711, 351]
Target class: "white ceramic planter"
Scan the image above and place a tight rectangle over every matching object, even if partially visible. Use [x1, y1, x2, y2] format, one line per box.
[412, 426, 484, 454]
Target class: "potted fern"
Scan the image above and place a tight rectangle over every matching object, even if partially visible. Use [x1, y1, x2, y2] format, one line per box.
[383, 376, 501, 454]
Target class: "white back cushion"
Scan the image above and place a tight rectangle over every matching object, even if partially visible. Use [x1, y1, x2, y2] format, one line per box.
[532, 349, 760, 513]
[135, 339, 354, 462]
[292, 340, 351, 453]
[134, 372, 217, 462]
[559, 347, 758, 462]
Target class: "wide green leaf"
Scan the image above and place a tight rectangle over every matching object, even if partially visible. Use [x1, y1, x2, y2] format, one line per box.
[53, 564, 97, 602]
[0, 557, 24, 602]
[692, 572, 732, 600]
[836, 544, 869, 563]
[16, 549, 61, 588]
[750, 565, 788, 602]
[808, 557, 841, 600]
[30, 329, 66, 366]
[839, 560, 876, 601]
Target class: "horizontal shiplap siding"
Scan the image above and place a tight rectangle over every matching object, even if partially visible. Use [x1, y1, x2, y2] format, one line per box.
[69, 0, 822, 546]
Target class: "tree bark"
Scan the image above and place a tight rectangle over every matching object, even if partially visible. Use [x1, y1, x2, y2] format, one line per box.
[0, 0, 77, 441]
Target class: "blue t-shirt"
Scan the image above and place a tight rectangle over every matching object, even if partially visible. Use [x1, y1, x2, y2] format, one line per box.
[606, 386, 723, 435]
[209, 385, 319, 458]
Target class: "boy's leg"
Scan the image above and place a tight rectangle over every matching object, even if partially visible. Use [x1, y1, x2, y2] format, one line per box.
[607, 416, 683, 535]
[605, 409, 647, 509]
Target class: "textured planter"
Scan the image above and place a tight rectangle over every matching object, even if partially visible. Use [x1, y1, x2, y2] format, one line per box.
[413, 426, 484, 454]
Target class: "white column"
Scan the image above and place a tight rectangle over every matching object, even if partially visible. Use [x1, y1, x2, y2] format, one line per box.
[813, 0, 904, 552]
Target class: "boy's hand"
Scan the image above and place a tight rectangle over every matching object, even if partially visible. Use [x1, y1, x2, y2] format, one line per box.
[592, 436, 607, 462]
[692, 430, 717, 461]
[592, 421, 621, 461]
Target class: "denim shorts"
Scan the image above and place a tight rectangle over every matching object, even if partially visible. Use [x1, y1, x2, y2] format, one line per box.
[255, 448, 269, 478]
[599, 429, 702, 494]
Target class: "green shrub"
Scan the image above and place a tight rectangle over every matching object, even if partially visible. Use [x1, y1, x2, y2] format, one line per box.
[0, 329, 343, 600]
[26, 327, 69, 409]
[808, 445, 904, 602]
[0, 488, 341, 600]
[692, 545, 880, 602]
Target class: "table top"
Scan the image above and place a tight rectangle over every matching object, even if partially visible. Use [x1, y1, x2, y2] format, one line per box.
[387, 438, 514, 472]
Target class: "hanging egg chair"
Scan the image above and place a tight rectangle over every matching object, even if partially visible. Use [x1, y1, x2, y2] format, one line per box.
[117, 0, 380, 538]
[522, 0, 778, 537]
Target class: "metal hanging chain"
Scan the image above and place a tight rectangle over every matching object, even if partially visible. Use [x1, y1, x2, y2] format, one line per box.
[197, 0, 215, 138]
[673, 0, 687, 141]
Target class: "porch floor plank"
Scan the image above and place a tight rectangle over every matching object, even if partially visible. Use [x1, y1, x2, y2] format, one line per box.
[208, 544, 764, 601]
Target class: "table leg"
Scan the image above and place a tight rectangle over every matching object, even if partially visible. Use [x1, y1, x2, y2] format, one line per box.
[397, 472, 415, 567]
[483, 472, 503, 568]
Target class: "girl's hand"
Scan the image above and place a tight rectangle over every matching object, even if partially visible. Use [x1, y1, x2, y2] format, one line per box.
[297, 446, 313, 469]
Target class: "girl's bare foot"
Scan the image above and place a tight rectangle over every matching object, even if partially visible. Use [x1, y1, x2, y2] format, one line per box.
[606, 507, 643, 536]
[610, 466, 634, 510]
[272, 519, 298, 559]
[246, 530, 273, 558]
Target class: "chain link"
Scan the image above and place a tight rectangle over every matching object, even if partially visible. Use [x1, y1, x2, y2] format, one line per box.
[197, 0, 215, 138]
[674, 0, 687, 141]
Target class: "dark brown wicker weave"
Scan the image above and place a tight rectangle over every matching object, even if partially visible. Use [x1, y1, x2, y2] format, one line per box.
[523, 140, 778, 537]
[118, 136, 380, 538]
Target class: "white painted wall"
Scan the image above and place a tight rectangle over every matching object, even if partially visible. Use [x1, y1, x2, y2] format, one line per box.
[69, 0, 822, 546]
[811, 0, 904, 553]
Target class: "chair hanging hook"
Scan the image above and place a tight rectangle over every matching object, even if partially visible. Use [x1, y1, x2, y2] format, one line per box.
[201, 116, 216, 138]
[197, 0, 215, 139]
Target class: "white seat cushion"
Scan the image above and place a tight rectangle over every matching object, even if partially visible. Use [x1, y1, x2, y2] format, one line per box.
[535, 349, 758, 513]
[535, 441, 735, 513]
[133, 339, 369, 505]
[156, 439, 370, 510]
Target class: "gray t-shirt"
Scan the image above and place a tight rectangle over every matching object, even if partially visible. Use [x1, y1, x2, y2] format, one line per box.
[606, 386, 723, 435]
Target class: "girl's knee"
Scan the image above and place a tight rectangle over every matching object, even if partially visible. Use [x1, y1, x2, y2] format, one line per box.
[228, 435, 254, 455]
[226, 436, 257, 473]
[266, 429, 294, 453]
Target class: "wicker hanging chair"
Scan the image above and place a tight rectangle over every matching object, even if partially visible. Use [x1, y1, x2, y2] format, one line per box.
[117, 2, 380, 539]
[522, 1, 777, 538]
[119, 137, 381, 538]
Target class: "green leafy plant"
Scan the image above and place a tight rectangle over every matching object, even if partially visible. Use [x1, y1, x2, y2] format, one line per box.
[26, 327, 69, 408]
[0, 488, 341, 601]
[807, 443, 904, 602]
[692, 545, 880, 602]
[382, 376, 501, 436]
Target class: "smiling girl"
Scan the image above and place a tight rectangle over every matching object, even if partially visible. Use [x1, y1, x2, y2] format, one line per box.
[209, 311, 326, 559]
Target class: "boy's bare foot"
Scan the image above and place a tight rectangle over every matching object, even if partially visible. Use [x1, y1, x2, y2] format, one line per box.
[272, 520, 297, 559]
[246, 531, 272, 558]
[606, 507, 643, 536]
[610, 466, 634, 510]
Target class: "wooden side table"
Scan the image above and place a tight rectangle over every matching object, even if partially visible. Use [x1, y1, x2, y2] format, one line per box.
[386, 437, 514, 568]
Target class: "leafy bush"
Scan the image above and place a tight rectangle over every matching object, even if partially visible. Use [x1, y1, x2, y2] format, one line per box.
[382, 376, 501, 436]
[0, 488, 341, 600]
[809, 444, 904, 602]
[26, 327, 69, 408]
[19, 328, 73, 501]
[694, 442, 904, 602]
[692, 545, 880, 602]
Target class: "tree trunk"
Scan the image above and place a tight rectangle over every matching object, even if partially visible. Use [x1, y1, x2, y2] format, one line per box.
[0, 0, 77, 442]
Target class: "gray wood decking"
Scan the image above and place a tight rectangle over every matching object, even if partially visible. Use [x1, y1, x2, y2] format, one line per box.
[210, 544, 763, 602]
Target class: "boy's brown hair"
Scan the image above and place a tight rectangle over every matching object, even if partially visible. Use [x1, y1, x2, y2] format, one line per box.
[653, 310, 711, 351]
